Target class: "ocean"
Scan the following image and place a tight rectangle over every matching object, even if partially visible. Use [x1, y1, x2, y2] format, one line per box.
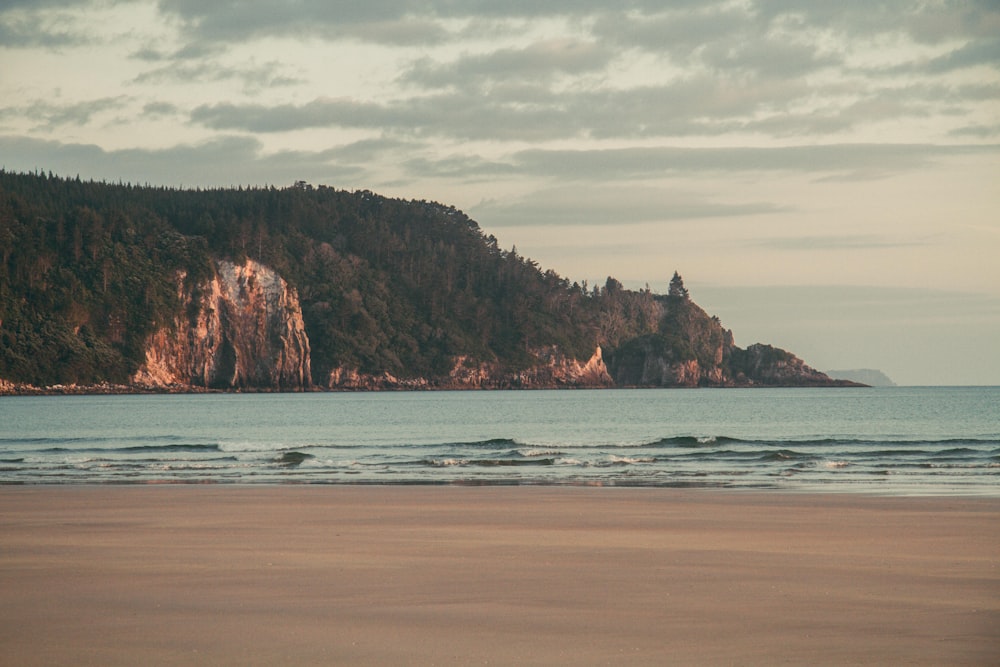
[1, 387, 997, 495]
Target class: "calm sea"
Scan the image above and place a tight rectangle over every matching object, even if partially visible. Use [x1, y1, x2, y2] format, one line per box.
[1, 387, 997, 495]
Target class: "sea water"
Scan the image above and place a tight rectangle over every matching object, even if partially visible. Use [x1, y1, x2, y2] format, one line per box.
[1, 387, 997, 495]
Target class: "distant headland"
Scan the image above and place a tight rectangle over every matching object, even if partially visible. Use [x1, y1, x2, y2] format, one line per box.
[826, 369, 896, 387]
[1, 170, 862, 393]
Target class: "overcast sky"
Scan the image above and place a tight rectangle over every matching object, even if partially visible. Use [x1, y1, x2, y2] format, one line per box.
[2, 0, 998, 385]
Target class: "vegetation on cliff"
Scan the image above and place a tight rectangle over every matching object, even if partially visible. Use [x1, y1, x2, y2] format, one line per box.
[0, 170, 851, 389]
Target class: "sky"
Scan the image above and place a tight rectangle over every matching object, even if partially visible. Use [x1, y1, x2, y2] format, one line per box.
[1, 1, 999, 385]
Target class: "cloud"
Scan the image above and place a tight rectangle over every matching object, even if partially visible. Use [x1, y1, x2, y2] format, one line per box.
[154, 0, 703, 43]
[597, 7, 841, 80]
[129, 40, 220, 63]
[748, 235, 927, 251]
[188, 71, 982, 143]
[0, 135, 363, 187]
[140, 1, 998, 146]
[923, 37, 1000, 74]
[580, 78, 813, 137]
[187, 71, 814, 141]
[950, 123, 1000, 138]
[0, 4, 91, 48]
[13, 0, 994, 69]
[329, 136, 421, 163]
[402, 39, 614, 90]
[133, 60, 302, 91]
[190, 93, 580, 141]
[155, 0, 454, 46]
[504, 144, 1000, 181]
[700, 37, 840, 78]
[190, 98, 396, 133]
[749, 0, 999, 43]
[470, 185, 783, 227]
[7, 3, 999, 183]
[188, 71, 998, 144]
[0, 0, 97, 8]
[402, 155, 519, 180]
[141, 101, 180, 118]
[5, 96, 131, 131]
[345, 18, 451, 46]
[594, 6, 747, 57]
[392, 142, 1000, 186]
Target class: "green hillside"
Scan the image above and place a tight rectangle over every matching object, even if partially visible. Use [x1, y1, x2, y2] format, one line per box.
[0, 170, 849, 389]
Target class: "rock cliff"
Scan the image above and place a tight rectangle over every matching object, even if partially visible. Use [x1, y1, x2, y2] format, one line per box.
[123, 259, 855, 392]
[326, 367, 430, 390]
[1, 172, 861, 393]
[602, 293, 857, 388]
[28, 252, 852, 393]
[495, 346, 613, 389]
[327, 346, 612, 390]
[132, 259, 312, 390]
[729, 344, 856, 387]
[530, 346, 613, 388]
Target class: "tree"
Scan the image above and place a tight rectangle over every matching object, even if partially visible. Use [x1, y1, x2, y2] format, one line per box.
[668, 271, 689, 299]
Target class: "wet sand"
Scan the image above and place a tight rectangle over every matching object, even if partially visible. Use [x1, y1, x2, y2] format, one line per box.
[1, 486, 997, 665]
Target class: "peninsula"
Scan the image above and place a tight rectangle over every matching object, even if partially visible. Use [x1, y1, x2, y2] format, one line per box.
[0, 171, 859, 393]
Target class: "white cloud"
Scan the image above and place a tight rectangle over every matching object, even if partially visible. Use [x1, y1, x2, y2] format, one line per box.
[471, 185, 784, 227]
[0, 135, 363, 187]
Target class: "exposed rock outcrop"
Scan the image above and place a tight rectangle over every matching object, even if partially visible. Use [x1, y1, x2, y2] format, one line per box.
[327, 346, 613, 390]
[133, 259, 311, 390]
[327, 367, 430, 390]
[604, 321, 856, 388]
[445, 355, 501, 388]
[549, 345, 614, 386]
[40, 249, 850, 393]
[606, 335, 703, 387]
[729, 344, 859, 387]
[2, 172, 867, 393]
[32, 252, 854, 393]
[502, 346, 614, 389]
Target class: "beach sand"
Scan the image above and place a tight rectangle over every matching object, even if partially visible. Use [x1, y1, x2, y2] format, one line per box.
[1, 486, 997, 666]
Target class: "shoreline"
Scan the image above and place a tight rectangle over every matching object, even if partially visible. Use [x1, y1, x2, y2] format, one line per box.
[1, 480, 998, 497]
[0, 378, 867, 396]
[1, 485, 997, 665]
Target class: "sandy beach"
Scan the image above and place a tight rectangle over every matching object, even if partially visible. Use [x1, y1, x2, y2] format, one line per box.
[1, 486, 997, 666]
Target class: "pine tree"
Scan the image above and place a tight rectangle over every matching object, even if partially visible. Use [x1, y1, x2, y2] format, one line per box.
[668, 271, 689, 299]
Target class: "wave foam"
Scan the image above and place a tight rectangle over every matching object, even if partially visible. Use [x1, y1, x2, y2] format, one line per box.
[519, 448, 563, 457]
[609, 455, 655, 464]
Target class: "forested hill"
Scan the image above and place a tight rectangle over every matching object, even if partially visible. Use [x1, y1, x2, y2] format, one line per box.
[0, 170, 855, 391]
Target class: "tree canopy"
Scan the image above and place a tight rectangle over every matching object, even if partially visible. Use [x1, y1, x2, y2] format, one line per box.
[1, 170, 840, 389]
[1, 170, 671, 385]
[668, 271, 689, 300]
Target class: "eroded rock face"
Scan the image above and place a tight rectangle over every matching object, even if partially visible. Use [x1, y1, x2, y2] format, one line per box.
[133, 259, 311, 390]
[446, 355, 500, 389]
[129, 258, 845, 392]
[447, 345, 612, 389]
[327, 346, 612, 390]
[526, 346, 614, 388]
[327, 367, 429, 390]
[605, 335, 702, 387]
[730, 343, 843, 387]
[605, 334, 849, 388]
[613, 351, 703, 388]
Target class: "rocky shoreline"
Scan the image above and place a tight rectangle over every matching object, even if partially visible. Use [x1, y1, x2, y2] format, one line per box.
[0, 377, 864, 396]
